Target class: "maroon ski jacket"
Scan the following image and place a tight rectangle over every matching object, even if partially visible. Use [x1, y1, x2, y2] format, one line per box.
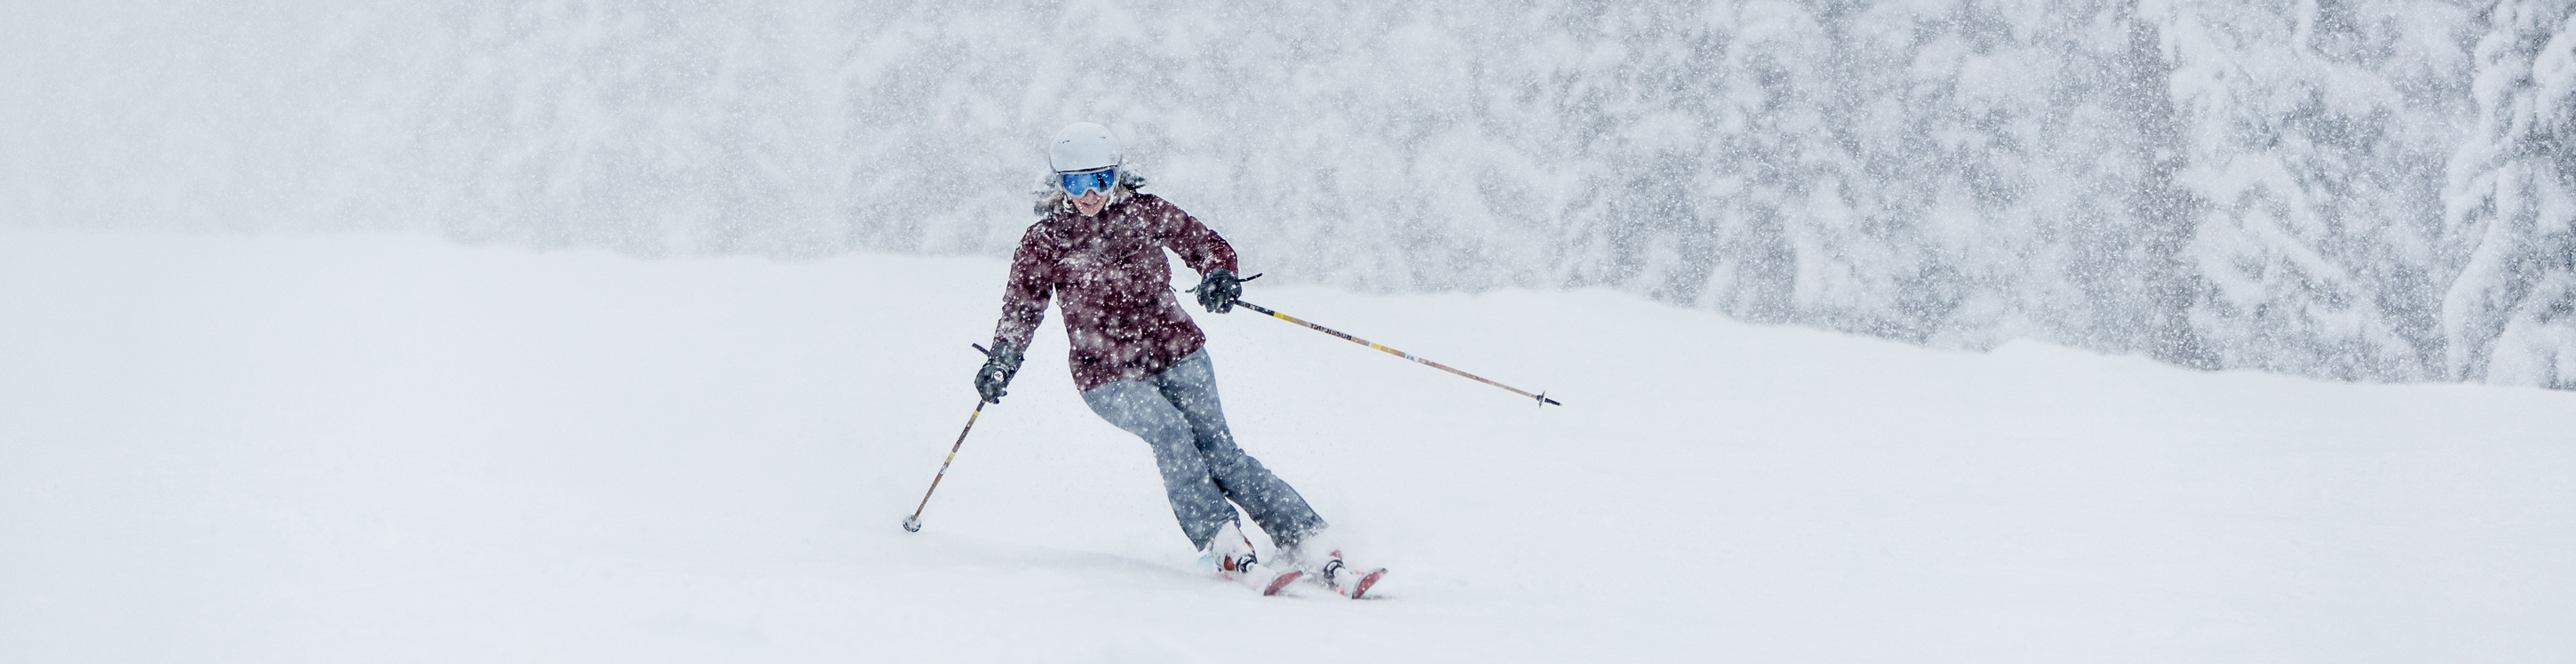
[991, 193, 1239, 391]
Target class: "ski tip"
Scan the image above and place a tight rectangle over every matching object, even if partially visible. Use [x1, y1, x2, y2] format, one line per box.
[1346, 568, 1387, 599]
[1264, 570, 1303, 596]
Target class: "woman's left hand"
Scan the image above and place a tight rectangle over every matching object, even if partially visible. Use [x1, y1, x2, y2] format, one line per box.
[1195, 268, 1241, 314]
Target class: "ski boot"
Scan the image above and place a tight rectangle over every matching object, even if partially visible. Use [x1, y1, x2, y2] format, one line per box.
[1285, 535, 1387, 599]
[1203, 522, 1300, 596]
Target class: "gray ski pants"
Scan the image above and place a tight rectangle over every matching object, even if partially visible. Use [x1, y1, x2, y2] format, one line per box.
[1079, 348, 1325, 552]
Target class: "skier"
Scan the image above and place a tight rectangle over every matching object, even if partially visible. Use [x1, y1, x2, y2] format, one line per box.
[973, 122, 1384, 598]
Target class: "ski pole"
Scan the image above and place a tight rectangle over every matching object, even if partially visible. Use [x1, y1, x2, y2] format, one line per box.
[1233, 300, 1562, 407]
[902, 399, 986, 532]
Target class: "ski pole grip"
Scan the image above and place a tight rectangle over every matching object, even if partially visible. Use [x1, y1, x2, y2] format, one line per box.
[1185, 272, 1260, 293]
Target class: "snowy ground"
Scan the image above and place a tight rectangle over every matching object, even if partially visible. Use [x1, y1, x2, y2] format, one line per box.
[4, 231, 2572, 663]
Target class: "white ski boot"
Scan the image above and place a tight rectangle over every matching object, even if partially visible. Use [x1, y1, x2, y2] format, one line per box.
[1285, 535, 1387, 599]
[1203, 522, 1300, 596]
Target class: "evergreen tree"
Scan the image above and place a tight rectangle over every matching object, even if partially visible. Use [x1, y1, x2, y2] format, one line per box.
[2443, 0, 2576, 388]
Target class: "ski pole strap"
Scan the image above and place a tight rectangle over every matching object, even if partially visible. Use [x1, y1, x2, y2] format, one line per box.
[1233, 300, 1562, 407]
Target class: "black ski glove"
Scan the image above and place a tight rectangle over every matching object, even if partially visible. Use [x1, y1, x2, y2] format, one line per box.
[1195, 268, 1242, 314]
[974, 341, 1023, 404]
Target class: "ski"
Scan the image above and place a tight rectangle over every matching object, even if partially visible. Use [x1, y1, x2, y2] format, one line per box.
[1221, 564, 1303, 596]
[1309, 559, 1387, 599]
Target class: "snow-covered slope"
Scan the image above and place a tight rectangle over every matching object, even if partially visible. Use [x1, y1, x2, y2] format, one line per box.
[4, 231, 2572, 662]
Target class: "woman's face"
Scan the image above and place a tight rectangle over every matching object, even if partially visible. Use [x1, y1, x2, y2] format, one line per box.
[1073, 189, 1109, 217]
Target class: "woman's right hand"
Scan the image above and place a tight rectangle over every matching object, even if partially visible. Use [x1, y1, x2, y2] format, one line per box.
[974, 341, 1024, 403]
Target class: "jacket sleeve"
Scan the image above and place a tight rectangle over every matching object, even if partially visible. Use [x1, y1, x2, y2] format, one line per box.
[1149, 196, 1239, 276]
[992, 227, 1053, 352]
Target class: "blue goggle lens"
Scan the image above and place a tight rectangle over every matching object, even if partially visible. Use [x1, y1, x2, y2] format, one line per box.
[1059, 168, 1116, 196]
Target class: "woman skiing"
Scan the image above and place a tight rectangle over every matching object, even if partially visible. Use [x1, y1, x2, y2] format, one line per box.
[973, 122, 1383, 597]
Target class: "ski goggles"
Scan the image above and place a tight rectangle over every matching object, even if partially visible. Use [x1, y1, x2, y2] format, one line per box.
[1058, 167, 1117, 197]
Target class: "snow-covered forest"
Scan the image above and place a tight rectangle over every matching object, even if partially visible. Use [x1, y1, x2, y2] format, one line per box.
[4, 0, 2572, 388]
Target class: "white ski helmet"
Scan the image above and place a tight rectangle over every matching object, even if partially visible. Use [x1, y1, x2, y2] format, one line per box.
[1048, 122, 1122, 173]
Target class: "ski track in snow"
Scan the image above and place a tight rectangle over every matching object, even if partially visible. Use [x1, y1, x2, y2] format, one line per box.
[4, 231, 2572, 663]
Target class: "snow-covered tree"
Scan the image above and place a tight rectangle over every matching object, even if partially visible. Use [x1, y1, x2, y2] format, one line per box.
[2160, 0, 2475, 381]
[2443, 0, 2576, 388]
